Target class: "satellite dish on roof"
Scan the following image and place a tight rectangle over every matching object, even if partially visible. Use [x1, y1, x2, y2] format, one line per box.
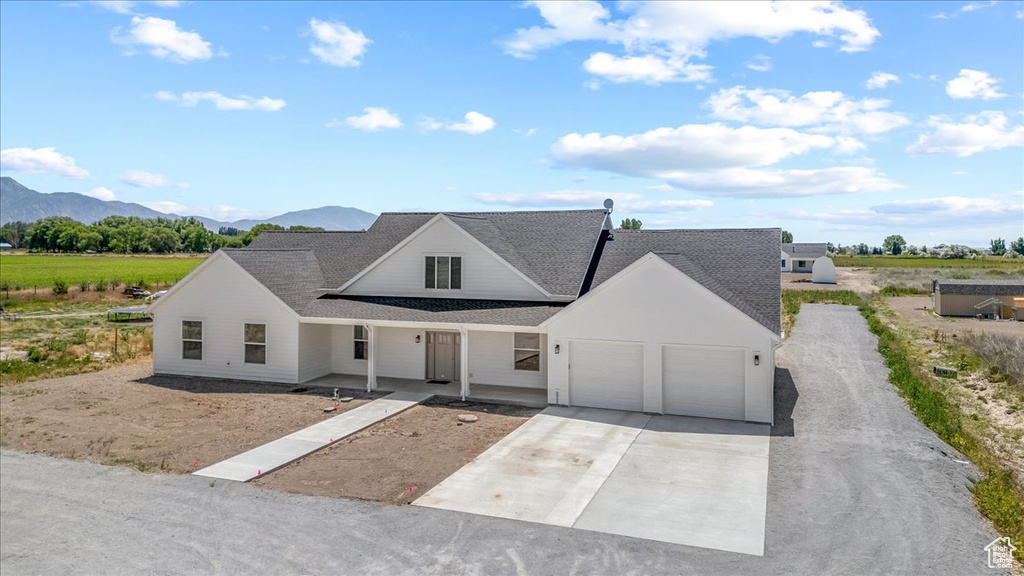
[603, 198, 614, 212]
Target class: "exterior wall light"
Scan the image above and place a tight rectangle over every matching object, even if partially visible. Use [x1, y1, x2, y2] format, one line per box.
[415, 335, 421, 343]
[554, 344, 560, 354]
[754, 354, 760, 366]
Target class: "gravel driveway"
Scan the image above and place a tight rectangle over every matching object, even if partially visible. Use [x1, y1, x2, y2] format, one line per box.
[0, 305, 1007, 575]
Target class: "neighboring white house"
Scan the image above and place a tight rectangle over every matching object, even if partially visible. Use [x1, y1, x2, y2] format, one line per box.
[148, 203, 782, 423]
[781, 243, 827, 273]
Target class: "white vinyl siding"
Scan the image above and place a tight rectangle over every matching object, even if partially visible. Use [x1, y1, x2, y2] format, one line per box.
[662, 345, 745, 420]
[568, 340, 644, 411]
[297, 323, 332, 382]
[331, 324, 367, 376]
[467, 331, 546, 389]
[343, 218, 546, 300]
[375, 327, 424, 380]
[152, 254, 300, 383]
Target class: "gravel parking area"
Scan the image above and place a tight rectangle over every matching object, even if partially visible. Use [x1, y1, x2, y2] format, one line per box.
[0, 365, 374, 474]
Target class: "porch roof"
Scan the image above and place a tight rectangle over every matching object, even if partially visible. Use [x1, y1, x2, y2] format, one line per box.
[302, 295, 567, 326]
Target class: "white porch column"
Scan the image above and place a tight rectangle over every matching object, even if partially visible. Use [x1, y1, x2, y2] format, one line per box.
[366, 324, 376, 392]
[459, 327, 469, 400]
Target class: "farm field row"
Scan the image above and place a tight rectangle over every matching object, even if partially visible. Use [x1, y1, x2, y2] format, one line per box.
[834, 255, 1024, 269]
[0, 253, 206, 288]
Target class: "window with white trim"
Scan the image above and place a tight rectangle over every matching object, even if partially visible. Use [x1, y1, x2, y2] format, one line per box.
[513, 333, 540, 371]
[182, 320, 202, 360]
[244, 323, 266, 364]
[425, 256, 462, 290]
[781, 259, 786, 269]
[354, 326, 368, 360]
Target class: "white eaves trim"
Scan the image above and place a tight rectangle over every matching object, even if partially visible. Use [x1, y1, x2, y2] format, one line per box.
[540, 252, 782, 342]
[334, 213, 569, 301]
[146, 250, 299, 320]
[297, 315, 543, 333]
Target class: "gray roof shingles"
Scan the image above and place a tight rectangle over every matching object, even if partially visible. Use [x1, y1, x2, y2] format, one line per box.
[936, 279, 1024, 296]
[593, 229, 781, 334]
[781, 243, 827, 258]
[229, 211, 781, 332]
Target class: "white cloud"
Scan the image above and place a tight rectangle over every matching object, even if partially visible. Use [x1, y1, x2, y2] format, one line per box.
[905, 111, 1024, 157]
[865, 71, 899, 89]
[93, 0, 185, 12]
[960, 1, 997, 13]
[83, 187, 117, 201]
[501, 1, 879, 84]
[0, 147, 91, 178]
[945, 69, 1005, 100]
[953, 170, 968, 176]
[121, 169, 188, 188]
[583, 52, 712, 84]
[332, 107, 402, 131]
[308, 18, 370, 67]
[705, 86, 910, 135]
[551, 123, 900, 198]
[523, 127, 537, 137]
[422, 112, 496, 135]
[156, 90, 286, 112]
[111, 16, 211, 63]
[780, 193, 1023, 229]
[139, 200, 273, 221]
[745, 54, 772, 73]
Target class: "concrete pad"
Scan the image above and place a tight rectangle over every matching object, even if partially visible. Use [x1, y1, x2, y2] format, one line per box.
[414, 407, 649, 526]
[194, 391, 432, 482]
[415, 408, 770, 556]
[574, 414, 770, 556]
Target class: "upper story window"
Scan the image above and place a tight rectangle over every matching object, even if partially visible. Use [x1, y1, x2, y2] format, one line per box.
[425, 256, 462, 290]
[781, 259, 786, 268]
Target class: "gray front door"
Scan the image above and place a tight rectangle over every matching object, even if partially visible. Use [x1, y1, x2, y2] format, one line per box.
[426, 332, 460, 381]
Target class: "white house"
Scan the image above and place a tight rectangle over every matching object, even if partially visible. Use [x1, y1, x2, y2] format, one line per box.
[781, 243, 826, 273]
[148, 202, 782, 423]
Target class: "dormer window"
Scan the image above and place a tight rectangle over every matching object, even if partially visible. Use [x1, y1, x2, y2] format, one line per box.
[425, 256, 462, 290]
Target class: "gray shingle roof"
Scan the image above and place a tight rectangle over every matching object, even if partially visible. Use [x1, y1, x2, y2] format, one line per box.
[246, 210, 606, 296]
[221, 249, 324, 311]
[936, 279, 1024, 296]
[592, 229, 782, 334]
[303, 296, 566, 326]
[781, 243, 827, 258]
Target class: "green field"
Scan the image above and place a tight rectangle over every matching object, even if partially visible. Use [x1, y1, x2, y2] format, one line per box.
[833, 255, 1024, 269]
[0, 253, 206, 288]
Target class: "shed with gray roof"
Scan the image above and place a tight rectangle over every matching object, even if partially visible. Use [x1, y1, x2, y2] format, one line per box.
[933, 279, 1024, 319]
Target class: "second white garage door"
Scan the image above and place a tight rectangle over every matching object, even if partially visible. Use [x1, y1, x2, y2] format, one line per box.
[662, 345, 746, 420]
[569, 340, 644, 412]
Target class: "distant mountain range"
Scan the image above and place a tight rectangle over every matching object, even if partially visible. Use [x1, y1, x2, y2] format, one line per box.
[0, 177, 378, 231]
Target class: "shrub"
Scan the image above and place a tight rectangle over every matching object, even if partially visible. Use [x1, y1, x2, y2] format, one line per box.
[26, 348, 44, 363]
[52, 279, 69, 295]
[95, 279, 107, 292]
[78, 280, 90, 293]
[879, 285, 929, 296]
[44, 337, 68, 354]
[109, 278, 122, 291]
[69, 329, 89, 346]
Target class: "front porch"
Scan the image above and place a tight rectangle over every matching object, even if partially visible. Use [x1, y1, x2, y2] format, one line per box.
[305, 373, 549, 409]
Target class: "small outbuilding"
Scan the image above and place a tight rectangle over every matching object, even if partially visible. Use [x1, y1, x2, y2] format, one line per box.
[932, 279, 1024, 320]
[811, 256, 836, 284]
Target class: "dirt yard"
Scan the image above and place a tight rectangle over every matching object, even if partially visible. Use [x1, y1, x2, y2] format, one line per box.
[0, 365, 375, 474]
[253, 399, 540, 505]
[886, 296, 1024, 338]
[781, 268, 877, 294]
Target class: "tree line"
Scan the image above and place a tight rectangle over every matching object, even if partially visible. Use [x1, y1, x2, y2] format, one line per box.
[779, 230, 1024, 259]
[0, 217, 322, 254]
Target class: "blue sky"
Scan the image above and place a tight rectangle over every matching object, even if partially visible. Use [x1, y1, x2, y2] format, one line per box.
[1, 0, 1021, 247]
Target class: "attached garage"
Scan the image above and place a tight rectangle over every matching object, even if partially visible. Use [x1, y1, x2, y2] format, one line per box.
[568, 340, 644, 411]
[662, 345, 745, 420]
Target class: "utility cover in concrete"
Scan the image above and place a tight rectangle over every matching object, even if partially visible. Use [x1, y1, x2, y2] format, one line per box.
[415, 406, 770, 555]
[194, 391, 432, 482]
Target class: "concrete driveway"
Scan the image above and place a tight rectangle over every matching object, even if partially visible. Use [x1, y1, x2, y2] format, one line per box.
[414, 406, 771, 555]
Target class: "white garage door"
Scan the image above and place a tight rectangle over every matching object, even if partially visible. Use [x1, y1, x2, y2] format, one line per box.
[662, 345, 746, 420]
[569, 340, 644, 412]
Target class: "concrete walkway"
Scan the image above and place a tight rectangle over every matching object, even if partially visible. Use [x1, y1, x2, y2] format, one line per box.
[193, 391, 432, 482]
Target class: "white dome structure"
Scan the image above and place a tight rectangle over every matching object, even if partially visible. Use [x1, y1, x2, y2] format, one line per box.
[811, 256, 836, 284]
